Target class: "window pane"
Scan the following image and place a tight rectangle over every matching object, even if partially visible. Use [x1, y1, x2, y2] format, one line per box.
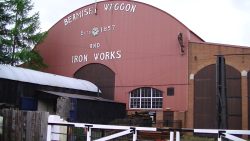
[131, 89, 140, 97]
[141, 88, 145, 97]
[141, 87, 151, 97]
[130, 98, 140, 108]
[141, 98, 151, 108]
[167, 87, 174, 96]
[152, 88, 162, 97]
[152, 98, 162, 108]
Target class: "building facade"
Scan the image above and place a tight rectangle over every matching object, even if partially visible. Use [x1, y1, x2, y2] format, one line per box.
[188, 42, 250, 130]
[35, 0, 250, 129]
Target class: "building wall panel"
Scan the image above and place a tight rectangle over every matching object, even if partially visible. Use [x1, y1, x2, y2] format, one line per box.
[36, 1, 203, 112]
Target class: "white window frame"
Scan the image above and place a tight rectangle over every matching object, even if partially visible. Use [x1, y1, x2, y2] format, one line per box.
[129, 87, 163, 109]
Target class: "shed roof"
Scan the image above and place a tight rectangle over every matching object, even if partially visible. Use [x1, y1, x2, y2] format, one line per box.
[0, 65, 100, 93]
[40, 90, 112, 102]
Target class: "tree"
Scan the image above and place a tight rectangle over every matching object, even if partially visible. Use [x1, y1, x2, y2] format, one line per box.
[0, 0, 47, 70]
[0, 1, 13, 64]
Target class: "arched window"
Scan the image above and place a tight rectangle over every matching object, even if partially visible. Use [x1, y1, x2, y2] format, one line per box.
[129, 87, 163, 109]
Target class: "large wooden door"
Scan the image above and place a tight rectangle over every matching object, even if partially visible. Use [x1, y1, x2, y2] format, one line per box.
[194, 64, 241, 129]
[74, 63, 115, 100]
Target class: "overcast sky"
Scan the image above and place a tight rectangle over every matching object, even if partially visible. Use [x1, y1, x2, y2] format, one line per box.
[33, 0, 250, 47]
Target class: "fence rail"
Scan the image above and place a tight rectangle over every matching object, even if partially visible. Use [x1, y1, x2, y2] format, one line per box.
[1, 111, 250, 141]
[48, 115, 250, 141]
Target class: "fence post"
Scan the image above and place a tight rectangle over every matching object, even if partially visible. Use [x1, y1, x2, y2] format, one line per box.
[176, 131, 180, 141]
[132, 128, 137, 141]
[47, 125, 51, 141]
[51, 125, 60, 141]
[47, 115, 64, 141]
[86, 125, 92, 141]
[169, 131, 174, 141]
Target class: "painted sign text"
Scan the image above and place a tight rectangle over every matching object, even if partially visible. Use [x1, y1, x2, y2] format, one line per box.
[71, 50, 122, 64]
[64, 2, 137, 26]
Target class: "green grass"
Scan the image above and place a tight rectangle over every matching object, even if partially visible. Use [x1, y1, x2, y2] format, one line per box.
[181, 135, 216, 141]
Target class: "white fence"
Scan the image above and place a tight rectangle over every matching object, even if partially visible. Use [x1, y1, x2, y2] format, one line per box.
[47, 115, 250, 141]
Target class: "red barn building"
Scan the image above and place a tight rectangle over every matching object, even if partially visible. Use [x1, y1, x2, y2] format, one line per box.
[35, 0, 250, 130]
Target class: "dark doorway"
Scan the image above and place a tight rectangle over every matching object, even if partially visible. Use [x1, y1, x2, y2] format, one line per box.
[74, 63, 115, 100]
[163, 111, 174, 127]
[194, 64, 241, 129]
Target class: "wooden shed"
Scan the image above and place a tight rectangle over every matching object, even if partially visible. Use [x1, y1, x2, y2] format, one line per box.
[0, 65, 125, 123]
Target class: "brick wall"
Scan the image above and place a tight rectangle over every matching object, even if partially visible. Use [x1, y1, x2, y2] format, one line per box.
[187, 42, 250, 129]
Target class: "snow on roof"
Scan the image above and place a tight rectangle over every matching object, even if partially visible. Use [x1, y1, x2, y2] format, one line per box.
[0, 65, 100, 93]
